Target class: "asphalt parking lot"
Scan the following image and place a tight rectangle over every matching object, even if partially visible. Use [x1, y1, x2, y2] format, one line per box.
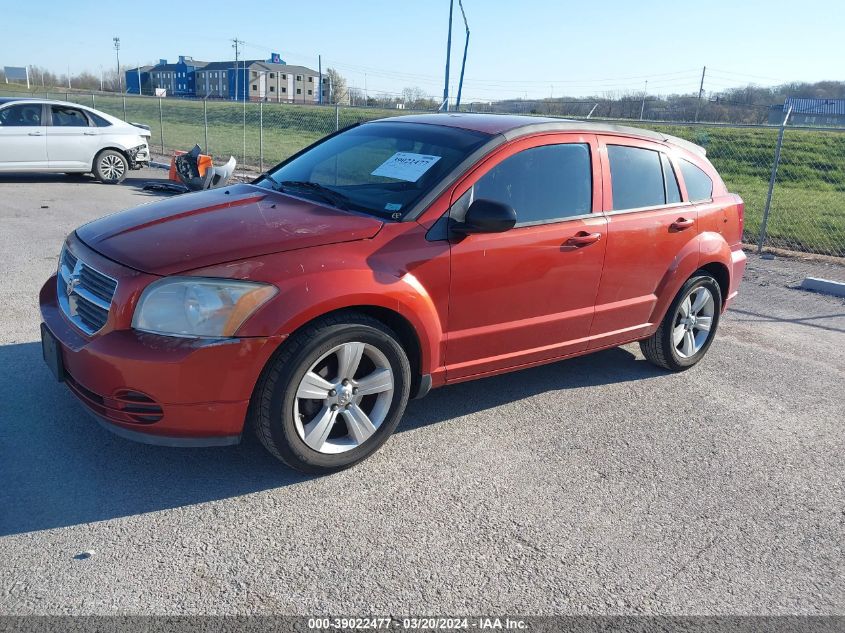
[0, 170, 843, 615]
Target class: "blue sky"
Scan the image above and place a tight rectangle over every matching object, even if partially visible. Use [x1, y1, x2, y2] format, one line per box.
[1, 0, 842, 101]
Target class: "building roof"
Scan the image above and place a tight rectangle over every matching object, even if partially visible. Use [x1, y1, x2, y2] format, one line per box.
[195, 61, 321, 75]
[783, 97, 845, 116]
[371, 113, 706, 155]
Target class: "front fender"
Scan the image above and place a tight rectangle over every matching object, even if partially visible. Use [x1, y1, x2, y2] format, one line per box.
[235, 267, 444, 376]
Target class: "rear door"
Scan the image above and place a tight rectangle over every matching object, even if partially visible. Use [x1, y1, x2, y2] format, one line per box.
[46, 104, 101, 169]
[588, 136, 698, 348]
[0, 102, 47, 169]
[446, 133, 608, 380]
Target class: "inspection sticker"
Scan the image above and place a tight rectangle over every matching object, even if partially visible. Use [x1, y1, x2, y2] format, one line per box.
[371, 152, 441, 182]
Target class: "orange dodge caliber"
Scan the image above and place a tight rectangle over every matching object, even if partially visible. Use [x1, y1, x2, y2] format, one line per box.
[40, 114, 746, 473]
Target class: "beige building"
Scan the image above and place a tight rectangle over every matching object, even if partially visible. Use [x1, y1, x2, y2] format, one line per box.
[246, 63, 329, 103]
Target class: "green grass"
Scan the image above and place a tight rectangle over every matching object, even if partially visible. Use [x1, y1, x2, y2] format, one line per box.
[2, 85, 843, 256]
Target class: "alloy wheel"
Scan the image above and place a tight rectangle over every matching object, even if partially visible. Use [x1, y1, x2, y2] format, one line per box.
[673, 286, 715, 358]
[100, 154, 125, 180]
[293, 342, 395, 454]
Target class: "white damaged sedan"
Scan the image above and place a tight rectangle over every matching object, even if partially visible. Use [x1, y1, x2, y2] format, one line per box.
[0, 98, 151, 183]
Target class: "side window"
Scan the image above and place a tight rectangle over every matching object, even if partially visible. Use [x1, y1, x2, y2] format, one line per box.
[50, 106, 90, 127]
[0, 103, 42, 126]
[472, 143, 592, 225]
[679, 159, 713, 202]
[87, 112, 112, 127]
[662, 154, 682, 204]
[607, 145, 665, 210]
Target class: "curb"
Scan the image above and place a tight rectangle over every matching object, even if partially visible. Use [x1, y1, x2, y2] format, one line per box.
[800, 277, 845, 298]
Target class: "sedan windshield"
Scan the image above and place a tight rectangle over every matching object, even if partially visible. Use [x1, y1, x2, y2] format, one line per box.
[256, 121, 491, 220]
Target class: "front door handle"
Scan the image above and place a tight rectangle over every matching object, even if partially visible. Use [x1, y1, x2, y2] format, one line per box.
[670, 217, 694, 231]
[566, 231, 602, 247]
[27, 131, 42, 136]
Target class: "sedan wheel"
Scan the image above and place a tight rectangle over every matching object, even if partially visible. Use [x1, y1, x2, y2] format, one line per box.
[93, 150, 128, 184]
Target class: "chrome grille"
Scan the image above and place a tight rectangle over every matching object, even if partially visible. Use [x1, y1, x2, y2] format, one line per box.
[57, 245, 118, 335]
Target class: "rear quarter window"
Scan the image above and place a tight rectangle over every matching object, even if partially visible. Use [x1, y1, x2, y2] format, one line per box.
[87, 111, 112, 127]
[679, 159, 713, 202]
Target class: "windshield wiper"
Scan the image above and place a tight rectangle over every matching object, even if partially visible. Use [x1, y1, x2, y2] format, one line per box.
[275, 180, 351, 211]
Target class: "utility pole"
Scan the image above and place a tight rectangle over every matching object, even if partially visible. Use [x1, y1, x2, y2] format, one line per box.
[442, 0, 454, 111]
[454, 0, 469, 111]
[640, 79, 648, 120]
[318, 54, 323, 105]
[137, 64, 142, 95]
[695, 65, 707, 123]
[113, 37, 121, 93]
[232, 37, 244, 101]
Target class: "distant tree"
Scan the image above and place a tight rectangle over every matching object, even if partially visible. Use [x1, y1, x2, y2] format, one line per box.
[325, 68, 347, 104]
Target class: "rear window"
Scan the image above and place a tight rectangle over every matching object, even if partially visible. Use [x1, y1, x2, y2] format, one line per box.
[0, 103, 42, 126]
[608, 145, 665, 210]
[679, 159, 713, 202]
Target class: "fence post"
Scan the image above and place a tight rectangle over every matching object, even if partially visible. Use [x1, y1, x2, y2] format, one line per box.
[757, 106, 792, 254]
[335, 104, 339, 131]
[158, 97, 164, 154]
[259, 101, 264, 173]
[122, 96, 127, 121]
[203, 98, 208, 155]
[91, 94, 95, 108]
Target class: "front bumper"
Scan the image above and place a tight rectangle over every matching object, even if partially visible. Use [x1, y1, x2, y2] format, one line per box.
[40, 273, 282, 446]
[127, 142, 151, 169]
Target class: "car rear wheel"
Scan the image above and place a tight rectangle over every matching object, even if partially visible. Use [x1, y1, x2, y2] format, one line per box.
[93, 150, 128, 184]
[251, 312, 411, 474]
[640, 273, 722, 371]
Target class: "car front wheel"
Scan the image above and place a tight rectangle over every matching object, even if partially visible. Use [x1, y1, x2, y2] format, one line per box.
[640, 273, 722, 371]
[93, 149, 128, 184]
[252, 312, 411, 474]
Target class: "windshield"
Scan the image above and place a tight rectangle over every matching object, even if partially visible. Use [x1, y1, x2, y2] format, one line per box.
[256, 121, 491, 220]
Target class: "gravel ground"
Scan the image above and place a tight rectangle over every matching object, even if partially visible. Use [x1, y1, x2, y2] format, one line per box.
[0, 171, 843, 615]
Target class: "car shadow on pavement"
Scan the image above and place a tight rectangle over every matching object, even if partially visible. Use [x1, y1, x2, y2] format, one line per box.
[0, 172, 167, 194]
[0, 341, 661, 536]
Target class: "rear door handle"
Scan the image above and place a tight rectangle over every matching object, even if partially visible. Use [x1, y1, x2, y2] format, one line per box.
[670, 217, 694, 231]
[28, 131, 42, 136]
[566, 231, 602, 247]
[83, 131, 97, 136]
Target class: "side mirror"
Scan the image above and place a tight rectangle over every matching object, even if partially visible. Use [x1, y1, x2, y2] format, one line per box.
[451, 198, 517, 235]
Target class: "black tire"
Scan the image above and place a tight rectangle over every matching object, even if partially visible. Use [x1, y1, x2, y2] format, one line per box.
[251, 312, 411, 474]
[640, 273, 722, 371]
[93, 149, 128, 184]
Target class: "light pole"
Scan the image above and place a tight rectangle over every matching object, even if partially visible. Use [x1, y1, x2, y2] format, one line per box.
[113, 37, 121, 93]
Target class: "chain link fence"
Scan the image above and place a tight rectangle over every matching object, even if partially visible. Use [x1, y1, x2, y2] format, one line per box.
[2, 89, 844, 258]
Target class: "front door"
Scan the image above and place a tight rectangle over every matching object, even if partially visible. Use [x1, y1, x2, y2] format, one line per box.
[446, 134, 607, 381]
[46, 104, 101, 170]
[0, 102, 47, 169]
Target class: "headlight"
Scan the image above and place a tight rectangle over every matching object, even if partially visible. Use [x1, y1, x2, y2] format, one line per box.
[132, 277, 277, 338]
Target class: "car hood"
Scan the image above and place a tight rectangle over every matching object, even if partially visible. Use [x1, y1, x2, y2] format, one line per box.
[76, 184, 384, 275]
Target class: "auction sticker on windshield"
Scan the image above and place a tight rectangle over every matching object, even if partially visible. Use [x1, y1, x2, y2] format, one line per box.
[371, 152, 441, 182]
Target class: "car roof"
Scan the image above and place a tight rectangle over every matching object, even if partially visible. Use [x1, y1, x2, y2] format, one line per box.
[371, 113, 705, 156]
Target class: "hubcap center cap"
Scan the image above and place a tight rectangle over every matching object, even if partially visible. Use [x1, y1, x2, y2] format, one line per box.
[336, 385, 353, 406]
